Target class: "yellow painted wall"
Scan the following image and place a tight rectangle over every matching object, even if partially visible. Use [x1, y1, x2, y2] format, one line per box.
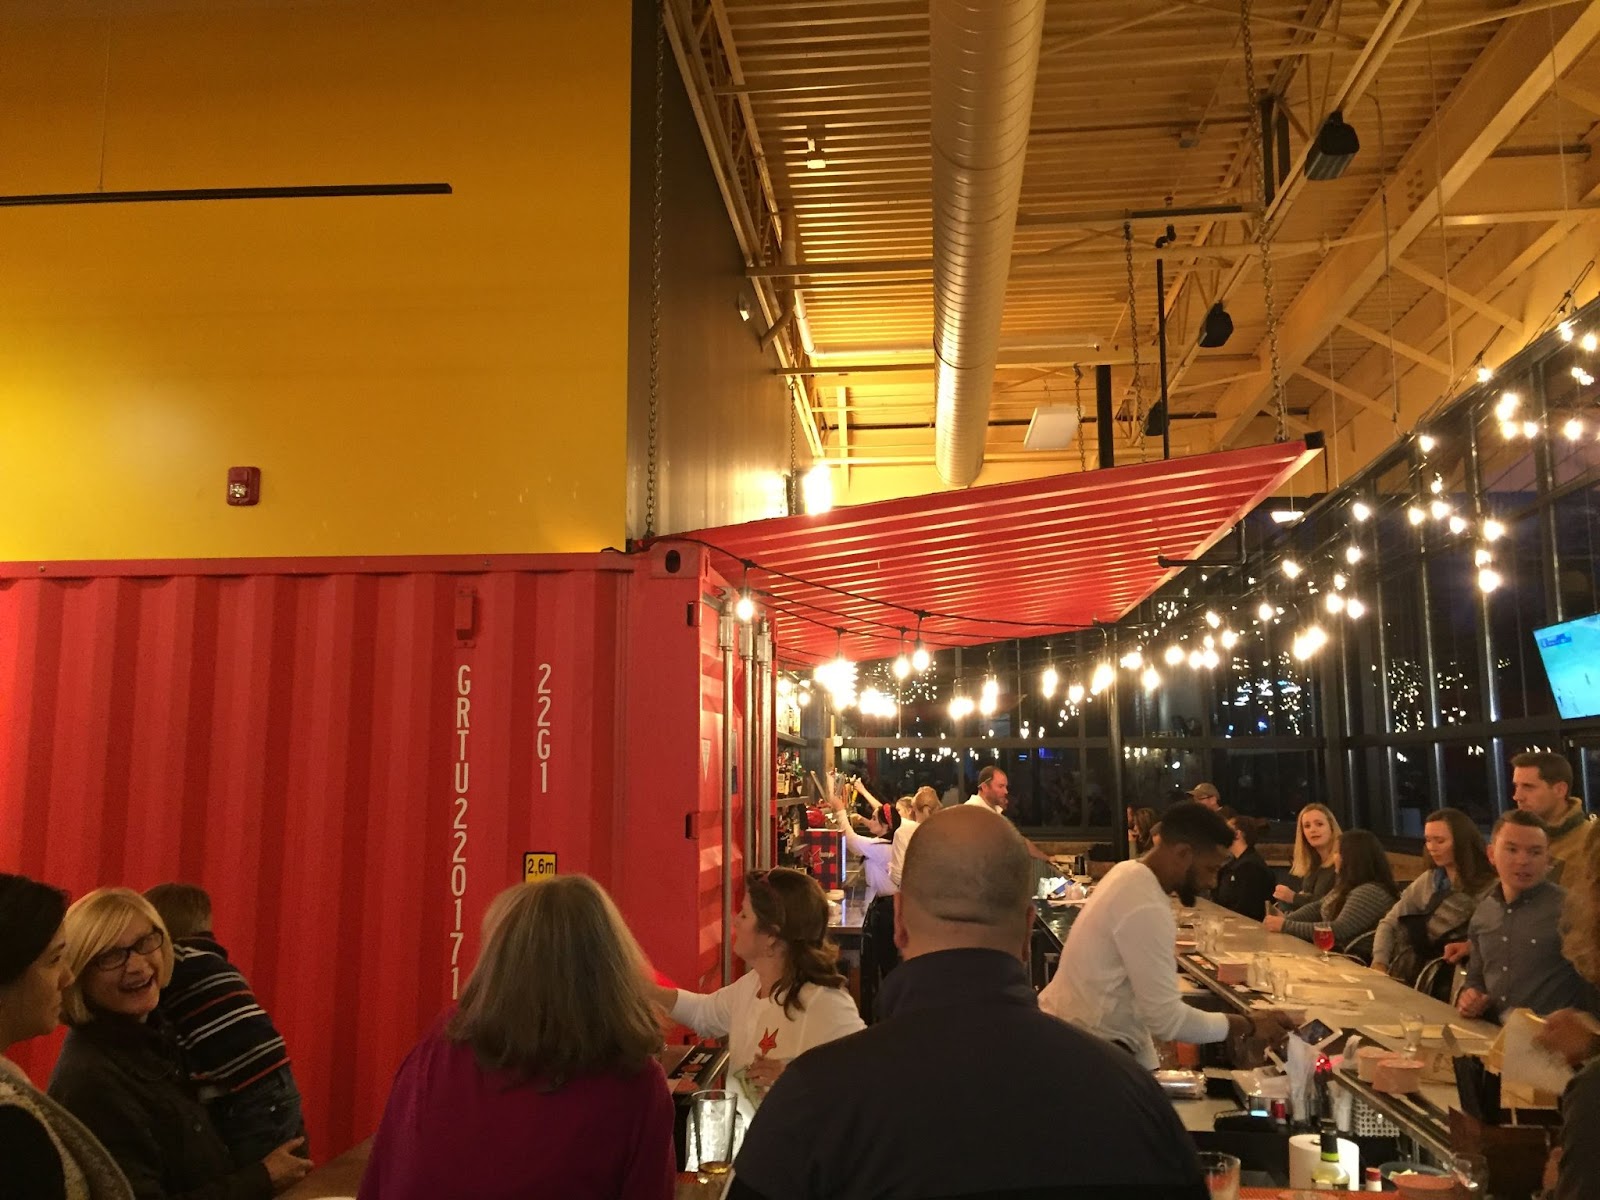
[0, 0, 631, 559]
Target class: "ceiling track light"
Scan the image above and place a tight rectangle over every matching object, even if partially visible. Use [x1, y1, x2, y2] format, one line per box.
[1305, 109, 1359, 180]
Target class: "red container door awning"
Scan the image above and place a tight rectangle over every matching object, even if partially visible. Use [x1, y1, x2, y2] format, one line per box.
[673, 441, 1321, 665]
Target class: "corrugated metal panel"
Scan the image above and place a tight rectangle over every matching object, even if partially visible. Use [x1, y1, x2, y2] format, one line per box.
[0, 548, 744, 1159]
[678, 441, 1321, 664]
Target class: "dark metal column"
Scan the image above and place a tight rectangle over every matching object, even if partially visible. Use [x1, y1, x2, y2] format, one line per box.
[1096, 365, 1115, 469]
[1155, 255, 1171, 460]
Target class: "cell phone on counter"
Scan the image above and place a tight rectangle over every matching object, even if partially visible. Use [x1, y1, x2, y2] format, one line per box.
[1293, 1018, 1347, 1053]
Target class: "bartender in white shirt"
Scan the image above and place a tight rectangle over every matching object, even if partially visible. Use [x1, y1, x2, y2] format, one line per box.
[964, 766, 1063, 867]
[1039, 800, 1292, 1067]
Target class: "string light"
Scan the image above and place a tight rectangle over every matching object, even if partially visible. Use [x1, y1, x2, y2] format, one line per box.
[1407, 505, 1426, 525]
[1418, 434, 1436, 453]
[1066, 683, 1085, 705]
[1041, 664, 1059, 698]
[1141, 665, 1161, 690]
[1325, 593, 1345, 614]
[1119, 649, 1144, 669]
[1164, 643, 1185, 665]
[1089, 662, 1114, 695]
[1200, 648, 1220, 669]
[1292, 625, 1328, 660]
[1483, 519, 1505, 541]
[1474, 547, 1493, 567]
[1282, 559, 1303, 579]
[1344, 544, 1363, 564]
[1583, 331, 1598, 352]
[1429, 498, 1451, 520]
[1560, 320, 1575, 342]
[1346, 598, 1366, 619]
[1351, 500, 1372, 522]
[1187, 649, 1204, 669]
[1204, 610, 1221, 628]
[1220, 629, 1240, 649]
[1495, 393, 1519, 420]
[1448, 514, 1468, 535]
[1257, 600, 1275, 621]
[1429, 476, 1444, 495]
[1564, 418, 1584, 440]
[1477, 567, 1502, 593]
[892, 628, 911, 679]
[1476, 364, 1493, 383]
[1522, 420, 1540, 438]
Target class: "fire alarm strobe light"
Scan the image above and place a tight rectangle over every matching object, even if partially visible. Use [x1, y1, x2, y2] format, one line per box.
[227, 466, 261, 506]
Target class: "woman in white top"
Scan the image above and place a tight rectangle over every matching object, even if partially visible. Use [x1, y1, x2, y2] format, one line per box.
[651, 868, 863, 1124]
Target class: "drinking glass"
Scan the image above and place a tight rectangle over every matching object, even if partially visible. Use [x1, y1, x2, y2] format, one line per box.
[692, 1089, 741, 1180]
[1313, 921, 1336, 961]
[1402, 1014, 1425, 1057]
[1270, 966, 1289, 1004]
[1196, 1150, 1241, 1200]
[1251, 952, 1270, 991]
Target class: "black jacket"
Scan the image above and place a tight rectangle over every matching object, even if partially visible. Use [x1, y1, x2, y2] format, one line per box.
[47, 1015, 272, 1200]
[1214, 848, 1277, 920]
[729, 948, 1206, 1200]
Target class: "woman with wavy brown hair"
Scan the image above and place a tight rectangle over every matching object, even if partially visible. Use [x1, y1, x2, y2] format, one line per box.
[651, 868, 862, 1126]
[361, 878, 674, 1200]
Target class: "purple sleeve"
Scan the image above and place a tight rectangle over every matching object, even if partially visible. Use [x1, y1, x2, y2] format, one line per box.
[617, 1063, 677, 1200]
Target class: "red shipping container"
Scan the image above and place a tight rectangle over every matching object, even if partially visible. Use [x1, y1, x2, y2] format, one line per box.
[0, 546, 761, 1159]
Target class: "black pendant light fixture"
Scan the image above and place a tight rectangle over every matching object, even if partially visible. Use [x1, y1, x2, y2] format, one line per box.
[1197, 303, 1234, 348]
[1305, 110, 1360, 181]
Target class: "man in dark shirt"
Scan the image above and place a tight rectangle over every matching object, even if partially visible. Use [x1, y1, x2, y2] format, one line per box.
[729, 805, 1206, 1200]
[1458, 811, 1599, 1023]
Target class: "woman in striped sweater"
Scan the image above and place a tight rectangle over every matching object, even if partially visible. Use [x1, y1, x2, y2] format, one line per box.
[1264, 830, 1399, 958]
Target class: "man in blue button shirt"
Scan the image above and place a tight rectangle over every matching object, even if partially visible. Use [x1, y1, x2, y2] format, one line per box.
[1458, 810, 1599, 1023]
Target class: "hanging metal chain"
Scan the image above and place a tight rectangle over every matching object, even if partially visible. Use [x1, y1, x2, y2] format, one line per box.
[787, 393, 798, 513]
[1073, 363, 1088, 472]
[644, 0, 667, 540]
[1239, 0, 1288, 442]
[1122, 223, 1145, 439]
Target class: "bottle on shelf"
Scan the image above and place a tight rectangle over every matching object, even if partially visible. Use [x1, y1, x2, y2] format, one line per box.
[1309, 1121, 1350, 1190]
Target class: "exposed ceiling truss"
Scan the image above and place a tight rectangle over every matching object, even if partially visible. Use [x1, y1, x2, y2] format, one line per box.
[668, 0, 1600, 500]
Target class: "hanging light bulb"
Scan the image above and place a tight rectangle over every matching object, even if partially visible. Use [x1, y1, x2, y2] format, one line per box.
[1090, 662, 1114, 694]
[1407, 505, 1426, 526]
[1476, 364, 1493, 383]
[1584, 331, 1599, 353]
[1200, 648, 1220, 669]
[1560, 320, 1576, 342]
[1351, 500, 1372, 522]
[1482, 519, 1506, 542]
[1450, 514, 1470, 534]
[1119, 649, 1144, 670]
[1495, 392, 1519, 420]
[1429, 476, 1444, 495]
[1333, 573, 1348, 590]
[1477, 567, 1502, 593]
[911, 643, 931, 673]
[1282, 560, 1303, 579]
[1141, 665, 1161, 691]
[1204, 610, 1221, 629]
[1501, 420, 1520, 439]
[1202, 634, 1215, 650]
[1418, 434, 1436, 453]
[1522, 420, 1539, 438]
[1066, 683, 1085, 706]
[1164, 643, 1185, 666]
[1257, 600, 1275, 621]
[892, 654, 911, 680]
[1564, 418, 1584, 440]
[1187, 649, 1204, 669]
[1325, 593, 1345, 614]
[1220, 629, 1239, 649]
[1346, 598, 1366, 619]
[1474, 547, 1493, 567]
[1429, 499, 1451, 520]
[978, 690, 997, 717]
[1344, 544, 1363, 564]
[1041, 665, 1059, 698]
[777, 677, 793, 697]
[735, 592, 756, 622]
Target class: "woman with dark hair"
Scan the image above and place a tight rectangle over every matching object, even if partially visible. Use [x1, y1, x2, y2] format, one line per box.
[0, 874, 133, 1200]
[1265, 831, 1400, 956]
[1371, 807, 1495, 985]
[361, 877, 674, 1200]
[1127, 808, 1158, 858]
[1214, 816, 1277, 920]
[652, 868, 863, 1124]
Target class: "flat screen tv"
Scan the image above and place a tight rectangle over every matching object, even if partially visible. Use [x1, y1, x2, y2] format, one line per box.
[1534, 610, 1600, 719]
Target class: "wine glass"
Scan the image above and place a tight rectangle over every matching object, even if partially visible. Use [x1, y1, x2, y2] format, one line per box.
[1312, 921, 1335, 962]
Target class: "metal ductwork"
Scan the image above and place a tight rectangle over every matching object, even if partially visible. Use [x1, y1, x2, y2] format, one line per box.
[931, 0, 1047, 488]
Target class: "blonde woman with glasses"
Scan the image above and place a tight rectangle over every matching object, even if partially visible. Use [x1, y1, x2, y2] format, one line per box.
[48, 888, 310, 1199]
[360, 877, 675, 1200]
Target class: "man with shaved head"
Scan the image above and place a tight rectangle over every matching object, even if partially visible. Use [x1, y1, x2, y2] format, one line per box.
[728, 806, 1206, 1200]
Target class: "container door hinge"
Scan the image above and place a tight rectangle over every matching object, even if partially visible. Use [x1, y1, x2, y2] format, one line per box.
[454, 587, 477, 646]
